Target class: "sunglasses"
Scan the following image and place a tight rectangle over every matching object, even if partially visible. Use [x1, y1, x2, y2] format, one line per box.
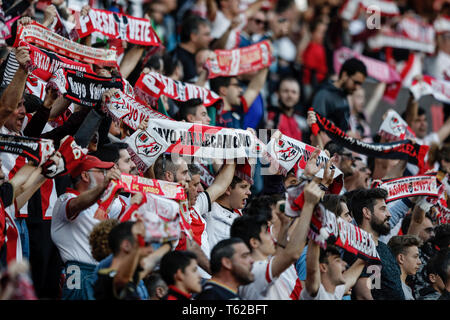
[252, 18, 266, 25]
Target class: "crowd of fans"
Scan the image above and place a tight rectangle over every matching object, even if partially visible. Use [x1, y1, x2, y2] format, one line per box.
[0, 0, 449, 302]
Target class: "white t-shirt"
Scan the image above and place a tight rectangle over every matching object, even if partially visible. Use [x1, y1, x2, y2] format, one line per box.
[240, 259, 302, 300]
[210, 11, 247, 49]
[205, 202, 242, 251]
[239, 257, 275, 300]
[51, 190, 125, 265]
[300, 283, 346, 300]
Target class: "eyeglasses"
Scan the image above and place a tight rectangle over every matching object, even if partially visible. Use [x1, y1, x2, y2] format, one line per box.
[252, 18, 266, 25]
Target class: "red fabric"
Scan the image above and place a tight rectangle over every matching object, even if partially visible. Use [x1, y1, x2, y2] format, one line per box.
[277, 114, 302, 141]
[290, 278, 303, 300]
[302, 42, 328, 84]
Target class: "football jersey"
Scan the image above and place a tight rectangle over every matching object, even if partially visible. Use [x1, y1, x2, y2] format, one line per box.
[51, 189, 125, 265]
[205, 202, 242, 251]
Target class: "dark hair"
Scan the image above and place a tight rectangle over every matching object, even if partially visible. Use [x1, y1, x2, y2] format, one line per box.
[180, 15, 210, 43]
[145, 271, 167, 298]
[229, 175, 244, 189]
[244, 194, 281, 222]
[324, 140, 345, 158]
[387, 235, 422, 258]
[350, 188, 388, 226]
[153, 153, 178, 180]
[108, 221, 135, 256]
[230, 215, 268, 252]
[322, 194, 347, 218]
[424, 254, 440, 284]
[176, 98, 203, 121]
[188, 163, 202, 178]
[210, 76, 233, 95]
[400, 212, 434, 235]
[277, 75, 300, 92]
[434, 248, 450, 283]
[159, 250, 198, 286]
[91, 142, 129, 163]
[319, 245, 341, 264]
[163, 51, 180, 76]
[210, 238, 245, 275]
[401, 107, 426, 121]
[339, 57, 367, 78]
[433, 224, 450, 250]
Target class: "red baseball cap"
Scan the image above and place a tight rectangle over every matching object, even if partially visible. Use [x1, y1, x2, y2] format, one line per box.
[70, 155, 115, 178]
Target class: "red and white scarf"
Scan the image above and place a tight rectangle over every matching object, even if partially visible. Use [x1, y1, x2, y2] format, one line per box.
[14, 21, 118, 67]
[134, 72, 223, 108]
[334, 47, 400, 83]
[378, 109, 415, 141]
[434, 15, 450, 35]
[205, 40, 272, 79]
[374, 175, 440, 202]
[73, 8, 161, 47]
[309, 203, 381, 263]
[340, 0, 400, 20]
[410, 75, 450, 104]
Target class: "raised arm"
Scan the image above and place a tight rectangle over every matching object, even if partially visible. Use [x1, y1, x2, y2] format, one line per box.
[271, 180, 323, 279]
[305, 238, 321, 297]
[66, 167, 121, 220]
[205, 162, 236, 202]
[0, 46, 30, 128]
[206, 0, 218, 23]
[343, 258, 366, 293]
[242, 67, 269, 108]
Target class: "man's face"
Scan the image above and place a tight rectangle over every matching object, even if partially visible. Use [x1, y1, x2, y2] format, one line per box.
[188, 174, 204, 207]
[87, 168, 106, 189]
[227, 0, 241, 16]
[149, 2, 166, 24]
[229, 180, 252, 210]
[175, 159, 191, 185]
[230, 242, 254, 285]
[256, 224, 276, 257]
[189, 105, 211, 125]
[312, 22, 327, 44]
[401, 246, 421, 276]
[369, 198, 391, 236]
[278, 80, 300, 109]
[247, 11, 266, 35]
[225, 77, 243, 106]
[342, 71, 365, 95]
[351, 159, 371, 188]
[338, 151, 354, 178]
[5, 102, 26, 133]
[117, 149, 137, 175]
[339, 202, 353, 223]
[411, 114, 428, 139]
[418, 218, 435, 243]
[322, 254, 347, 286]
[181, 259, 202, 294]
[193, 24, 212, 50]
[351, 87, 365, 113]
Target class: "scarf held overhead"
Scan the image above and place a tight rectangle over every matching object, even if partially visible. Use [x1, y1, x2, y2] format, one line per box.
[49, 68, 124, 107]
[74, 8, 161, 47]
[14, 21, 117, 66]
[0, 133, 54, 166]
[315, 112, 429, 171]
[205, 40, 273, 79]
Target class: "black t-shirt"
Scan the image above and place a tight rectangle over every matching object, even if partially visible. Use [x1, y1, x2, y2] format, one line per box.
[0, 182, 14, 243]
[355, 241, 405, 300]
[195, 280, 240, 300]
[173, 46, 197, 83]
[94, 267, 141, 300]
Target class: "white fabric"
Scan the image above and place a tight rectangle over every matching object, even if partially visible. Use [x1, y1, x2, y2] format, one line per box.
[239, 257, 275, 300]
[300, 283, 346, 300]
[205, 202, 242, 251]
[210, 11, 247, 49]
[191, 192, 211, 279]
[51, 191, 124, 265]
[406, 132, 440, 175]
[266, 264, 300, 300]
